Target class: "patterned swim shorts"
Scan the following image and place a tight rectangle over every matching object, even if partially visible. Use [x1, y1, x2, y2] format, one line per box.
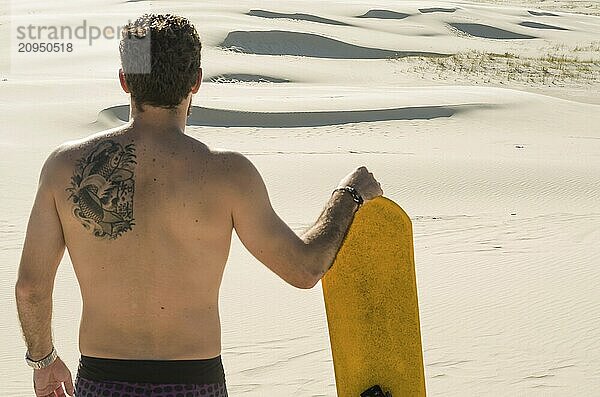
[75, 376, 228, 397]
[75, 354, 227, 397]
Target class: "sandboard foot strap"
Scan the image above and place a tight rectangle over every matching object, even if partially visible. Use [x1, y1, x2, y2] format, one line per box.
[361, 384, 392, 397]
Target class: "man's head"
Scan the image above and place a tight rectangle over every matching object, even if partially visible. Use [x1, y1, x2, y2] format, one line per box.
[119, 14, 202, 112]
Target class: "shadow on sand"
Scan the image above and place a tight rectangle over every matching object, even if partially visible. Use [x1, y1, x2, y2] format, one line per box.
[97, 103, 493, 128]
[219, 30, 449, 59]
[205, 74, 291, 83]
[448, 23, 537, 39]
[247, 9, 351, 26]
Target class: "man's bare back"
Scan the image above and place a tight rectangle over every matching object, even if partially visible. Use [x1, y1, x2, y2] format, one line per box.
[55, 127, 238, 359]
[48, 123, 383, 363]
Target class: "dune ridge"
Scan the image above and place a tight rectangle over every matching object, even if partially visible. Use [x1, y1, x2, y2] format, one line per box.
[356, 9, 411, 19]
[448, 22, 537, 39]
[528, 10, 559, 17]
[246, 9, 351, 26]
[219, 30, 449, 59]
[518, 21, 569, 31]
[419, 7, 458, 14]
[97, 103, 496, 128]
[206, 74, 291, 83]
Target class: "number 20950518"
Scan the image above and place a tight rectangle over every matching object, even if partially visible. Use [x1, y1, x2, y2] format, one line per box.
[18, 42, 73, 52]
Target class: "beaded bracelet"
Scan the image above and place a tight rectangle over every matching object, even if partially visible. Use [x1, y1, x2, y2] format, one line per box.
[333, 185, 364, 206]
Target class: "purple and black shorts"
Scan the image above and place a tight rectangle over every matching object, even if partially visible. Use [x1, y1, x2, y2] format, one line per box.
[74, 354, 227, 397]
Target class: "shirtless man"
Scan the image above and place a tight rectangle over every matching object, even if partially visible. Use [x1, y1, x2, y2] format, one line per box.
[15, 14, 383, 397]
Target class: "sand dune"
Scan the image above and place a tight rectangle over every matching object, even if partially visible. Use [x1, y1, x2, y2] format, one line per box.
[246, 9, 351, 26]
[527, 10, 560, 17]
[98, 103, 494, 128]
[518, 21, 569, 30]
[356, 9, 411, 19]
[206, 73, 291, 83]
[419, 7, 459, 14]
[219, 30, 449, 59]
[448, 22, 537, 39]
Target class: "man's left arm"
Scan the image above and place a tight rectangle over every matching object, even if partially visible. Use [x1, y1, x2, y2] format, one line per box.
[15, 149, 66, 360]
[15, 148, 75, 396]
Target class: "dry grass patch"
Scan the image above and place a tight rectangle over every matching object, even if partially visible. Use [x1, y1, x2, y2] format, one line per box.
[398, 48, 600, 86]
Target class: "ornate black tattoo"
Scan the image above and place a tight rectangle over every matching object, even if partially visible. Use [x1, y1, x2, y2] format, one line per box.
[66, 140, 136, 239]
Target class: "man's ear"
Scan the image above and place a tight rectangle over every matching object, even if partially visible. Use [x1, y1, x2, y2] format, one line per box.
[119, 69, 130, 93]
[191, 67, 202, 94]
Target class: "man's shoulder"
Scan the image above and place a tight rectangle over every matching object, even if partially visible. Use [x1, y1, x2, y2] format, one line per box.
[203, 150, 263, 197]
[41, 140, 78, 174]
[209, 149, 248, 164]
[48, 129, 119, 161]
[35, 141, 77, 199]
[208, 150, 256, 177]
[39, 129, 128, 189]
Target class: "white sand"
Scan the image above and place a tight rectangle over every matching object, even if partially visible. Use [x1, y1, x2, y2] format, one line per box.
[1, 0, 599, 395]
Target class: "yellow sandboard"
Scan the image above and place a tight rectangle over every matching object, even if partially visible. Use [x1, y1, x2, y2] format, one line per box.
[322, 196, 426, 397]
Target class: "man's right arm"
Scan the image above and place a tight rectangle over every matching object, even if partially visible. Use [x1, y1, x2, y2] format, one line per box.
[226, 152, 382, 289]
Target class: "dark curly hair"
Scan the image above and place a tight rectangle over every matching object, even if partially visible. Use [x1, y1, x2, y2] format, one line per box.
[119, 14, 202, 111]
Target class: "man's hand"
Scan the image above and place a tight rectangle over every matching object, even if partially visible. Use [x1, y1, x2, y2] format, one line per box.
[337, 166, 383, 202]
[33, 357, 74, 397]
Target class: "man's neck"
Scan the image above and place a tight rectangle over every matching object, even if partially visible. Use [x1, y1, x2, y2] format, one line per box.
[128, 98, 190, 135]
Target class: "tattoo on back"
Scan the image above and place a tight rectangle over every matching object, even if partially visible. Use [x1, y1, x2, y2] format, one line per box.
[66, 140, 137, 239]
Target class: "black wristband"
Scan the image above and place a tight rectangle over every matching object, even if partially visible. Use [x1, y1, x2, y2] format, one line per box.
[333, 186, 364, 206]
